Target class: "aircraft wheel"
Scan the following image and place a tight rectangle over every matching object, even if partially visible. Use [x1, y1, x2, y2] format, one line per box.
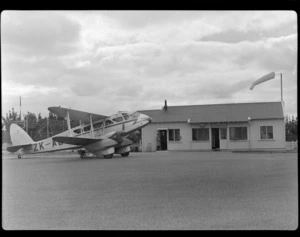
[79, 150, 86, 159]
[104, 154, 113, 159]
[18, 155, 22, 159]
[121, 152, 130, 157]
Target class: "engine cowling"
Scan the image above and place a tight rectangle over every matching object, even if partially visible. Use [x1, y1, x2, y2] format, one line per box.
[112, 131, 124, 143]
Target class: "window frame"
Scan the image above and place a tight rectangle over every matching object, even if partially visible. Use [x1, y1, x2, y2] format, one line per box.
[229, 126, 248, 141]
[260, 125, 274, 140]
[220, 127, 227, 140]
[168, 129, 181, 142]
[192, 128, 209, 141]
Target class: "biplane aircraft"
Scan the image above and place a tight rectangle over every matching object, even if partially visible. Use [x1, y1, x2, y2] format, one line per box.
[7, 106, 152, 159]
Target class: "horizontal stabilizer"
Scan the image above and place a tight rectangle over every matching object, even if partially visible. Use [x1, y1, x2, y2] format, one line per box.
[7, 144, 32, 153]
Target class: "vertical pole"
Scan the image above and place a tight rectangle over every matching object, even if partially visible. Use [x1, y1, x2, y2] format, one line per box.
[79, 120, 82, 135]
[19, 96, 22, 121]
[280, 73, 283, 103]
[89, 114, 94, 137]
[47, 117, 49, 138]
[26, 115, 29, 133]
[248, 117, 251, 151]
[66, 111, 72, 136]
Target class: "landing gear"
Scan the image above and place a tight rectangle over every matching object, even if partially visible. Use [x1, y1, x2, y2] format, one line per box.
[78, 149, 86, 159]
[17, 154, 22, 159]
[121, 152, 130, 157]
[78, 150, 95, 159]
[104, 154, 113, 159]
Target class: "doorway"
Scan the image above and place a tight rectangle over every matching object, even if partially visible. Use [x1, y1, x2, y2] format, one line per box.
[157, 129, 168, 151]
[211, 128, 220, 150]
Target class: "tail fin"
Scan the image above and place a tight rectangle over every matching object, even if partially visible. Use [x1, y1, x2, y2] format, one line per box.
[10, 123, 34, 146]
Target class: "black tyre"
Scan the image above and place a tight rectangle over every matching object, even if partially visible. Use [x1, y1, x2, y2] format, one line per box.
[121, 152, 130, 157]
[104, 154, 113, 159]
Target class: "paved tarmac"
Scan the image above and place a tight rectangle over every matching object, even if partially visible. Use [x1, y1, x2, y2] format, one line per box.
[2, 151, 298, 230]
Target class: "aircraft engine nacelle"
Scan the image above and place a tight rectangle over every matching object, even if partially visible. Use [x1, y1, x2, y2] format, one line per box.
[119, 137, 134, 147]
[84, 138, 118, 154]
[126, 131, 140, 144]
[111, 131, 124, 144]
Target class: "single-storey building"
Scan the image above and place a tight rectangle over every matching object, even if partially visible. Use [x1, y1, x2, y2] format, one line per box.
[139, 101, 286, 152]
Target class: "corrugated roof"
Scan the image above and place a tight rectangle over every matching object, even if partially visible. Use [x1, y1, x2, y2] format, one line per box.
[139, 102, 284, 123]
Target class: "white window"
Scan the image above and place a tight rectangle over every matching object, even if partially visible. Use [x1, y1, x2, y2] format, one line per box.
[169, 129, 181, 141]
[260, 126, 273, 139]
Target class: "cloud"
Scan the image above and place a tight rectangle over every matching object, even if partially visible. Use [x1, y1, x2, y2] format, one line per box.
[2, 11, 81, 57]
[199, 19, 297, 43]
[1, 11, 297, 118]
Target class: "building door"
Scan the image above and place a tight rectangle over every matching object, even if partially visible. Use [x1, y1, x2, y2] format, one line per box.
[158, 130, 168, 151]
[211, 128, 220, 150]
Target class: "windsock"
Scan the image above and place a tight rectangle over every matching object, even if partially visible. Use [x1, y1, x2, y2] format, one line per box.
[249, 72, 276, 90]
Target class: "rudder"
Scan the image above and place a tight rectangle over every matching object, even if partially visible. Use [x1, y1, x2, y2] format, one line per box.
[10, 124, 34, 146]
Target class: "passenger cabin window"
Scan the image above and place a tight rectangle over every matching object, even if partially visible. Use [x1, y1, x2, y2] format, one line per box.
[112, 117, 124, 123]
[73, 128, 81, 134]
[94, 122, 103, 129]
[84, 125, 90, 132]
[122, 113, 129, 120]
[105, 120, 113, 127]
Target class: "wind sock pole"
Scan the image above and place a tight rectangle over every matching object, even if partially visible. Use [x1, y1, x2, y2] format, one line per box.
[280, 73, 283, 103]
[19, 96, 22, 121]
[249, 71, 283, 102]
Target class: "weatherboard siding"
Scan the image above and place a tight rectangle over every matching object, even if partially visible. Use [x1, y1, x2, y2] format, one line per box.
[141, 119, 286, 151]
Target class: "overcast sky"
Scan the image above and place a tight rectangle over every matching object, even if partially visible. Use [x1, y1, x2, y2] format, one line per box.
[1, 10, 297, 118]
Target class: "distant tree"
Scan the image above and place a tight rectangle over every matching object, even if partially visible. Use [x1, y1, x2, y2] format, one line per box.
[286, 115, 298, 141]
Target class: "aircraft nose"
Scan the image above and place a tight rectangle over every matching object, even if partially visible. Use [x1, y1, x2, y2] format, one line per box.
[139, 113, 152, 123]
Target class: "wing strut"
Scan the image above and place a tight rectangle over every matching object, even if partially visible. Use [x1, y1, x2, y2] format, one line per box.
[66, 110, 72, 136]
[90, 114, 94, 137]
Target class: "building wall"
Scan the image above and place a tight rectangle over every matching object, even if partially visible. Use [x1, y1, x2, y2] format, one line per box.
[249, 119, 286, 149]
[141, 119, 286, 151]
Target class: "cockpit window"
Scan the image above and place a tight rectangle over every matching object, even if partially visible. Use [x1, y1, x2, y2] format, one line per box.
[122, 113, 129, 120]
[112, 117, 124, 123]
[130, 112, 140, 118]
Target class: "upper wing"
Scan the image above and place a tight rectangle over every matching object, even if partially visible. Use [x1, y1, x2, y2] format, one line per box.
[48, 106, 108, 123]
